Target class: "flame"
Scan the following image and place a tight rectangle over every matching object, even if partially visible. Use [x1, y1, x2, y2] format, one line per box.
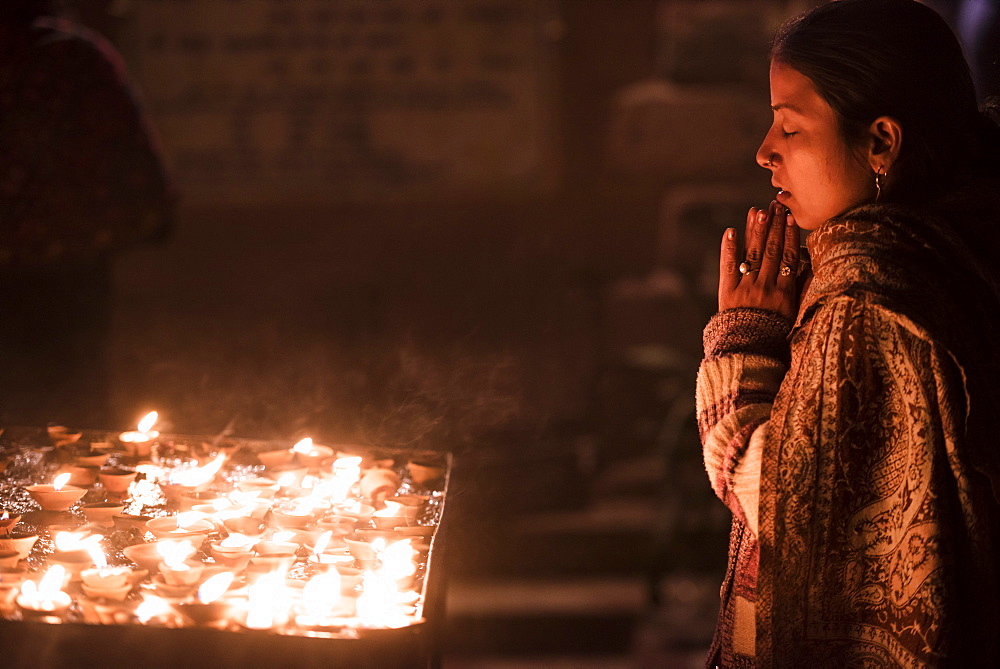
[291, 438, 314, 455]
[1, 511, 8, 521]
[228, 491, 260, 506]
[20, 565, 67, 605]
[333, 456, 362, 475]
[175, 511, 207, 530]
[272, 530, 296, 543]
[276, 472, 297, 488]
[301, 571, 342, 620]
[88, 545, 108, 569]
[371, 537, 387, 555]
[138, 411, 158, 434]
[245, 571, 288, 629]
[288, 498, 315, 517]
[373, 501, 403, 518]
[54, 531, 101, 553]
[198, 571, 235, 604]
[356, 570, 410, 628]
[156, 539, 196, 569]
[312, 531, 333, 555]
[169, 453, 227, 487]
[135, 594, 171, 623]
[219, 533, 254, 550]
[52, 472, 71, 491]
[382, 539, 417, 582]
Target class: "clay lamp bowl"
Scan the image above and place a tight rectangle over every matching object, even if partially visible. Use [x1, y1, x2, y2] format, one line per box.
[209, 534, 256, 569]
[0, 512, 21, 535]
[235, 478, 280, 499]
[159, 560, 205, 587]
[74, 449, 111, 467]
[112, 514, 152, 533]
[98, 468, 138, 497]
[173, 598, 235, 628]
[256, 448, 294, 469]
[47, 425, 82, 447]
[247, 553, 296, 576]
[178, 490, 224, 512]
[80, 566, 134, 601]
[294, 443, 335, 469]
[62, 464, 99, 487]
[254, 540, 299, 557]
[270, 507, 317, 530]
[306, 550, 354, 573]
[407, 458, 446, 487]
[331, 502, 375, 524]
[123, 542, 166, 573]
[0, 532, 38, 561]
[0, 550, 21, 568]
[222, 516, 267, 538]
[47, 549, 94, 580]
[316, 515, 358, 537]
[26, 483, 87, 511]
[81, 502, 126, 528]
[146, 516, 214, 541]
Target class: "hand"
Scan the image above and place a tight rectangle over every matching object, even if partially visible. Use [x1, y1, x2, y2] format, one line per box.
[718, 201, 801, 322]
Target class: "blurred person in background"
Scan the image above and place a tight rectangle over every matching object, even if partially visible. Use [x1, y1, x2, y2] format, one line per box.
[697, 0, 1000, 665]
[0, 0, 176, 428]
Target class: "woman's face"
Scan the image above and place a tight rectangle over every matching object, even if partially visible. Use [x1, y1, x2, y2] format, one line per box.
[757, 61, 874, 231]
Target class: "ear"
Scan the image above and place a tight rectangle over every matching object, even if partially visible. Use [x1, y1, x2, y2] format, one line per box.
[866, 116, 903, 174]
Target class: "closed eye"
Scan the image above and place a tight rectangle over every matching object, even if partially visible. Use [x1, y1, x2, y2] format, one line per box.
[782, 131, 798, 138]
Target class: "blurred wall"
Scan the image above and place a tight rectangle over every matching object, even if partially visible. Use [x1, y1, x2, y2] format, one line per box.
[81, 0, 804, 454]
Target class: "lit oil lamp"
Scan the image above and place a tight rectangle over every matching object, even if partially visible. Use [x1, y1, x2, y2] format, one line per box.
[359, 467, 401, 505]
[80, 546, 133, 601]
[371, 501, 409, 530]
[173, 571, 235, 627]
[80, 502, 126, 528]
[291, 438, 334, 469]
[26, 472, 87, 511]
[242, 570, 291, 630]
[156, 540, 203, 587]
[0, 511, 21, 535]
[119, 411, 160, 457]
[17, 565, 72, 621]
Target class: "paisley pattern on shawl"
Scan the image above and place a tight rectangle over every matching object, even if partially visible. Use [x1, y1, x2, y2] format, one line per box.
[754, 202, 1000, 667]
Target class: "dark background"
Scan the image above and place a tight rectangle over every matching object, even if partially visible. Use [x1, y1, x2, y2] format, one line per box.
[52, 0, 1000, 664]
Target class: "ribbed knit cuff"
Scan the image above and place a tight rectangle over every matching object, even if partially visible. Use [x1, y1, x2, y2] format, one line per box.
[703, 308, 792, 362]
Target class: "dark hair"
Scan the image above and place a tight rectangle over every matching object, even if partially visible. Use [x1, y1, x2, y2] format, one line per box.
[771, 0, 1000, 204]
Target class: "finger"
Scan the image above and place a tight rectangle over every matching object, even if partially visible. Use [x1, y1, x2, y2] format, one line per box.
[760, 202, 786, 280]
[719, 226, 740, 297]
[777, 209, 800, 286]
[744, 205, 769, 268]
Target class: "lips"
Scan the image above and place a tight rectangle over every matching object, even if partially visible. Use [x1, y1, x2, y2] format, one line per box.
[776, 189, 791, 204]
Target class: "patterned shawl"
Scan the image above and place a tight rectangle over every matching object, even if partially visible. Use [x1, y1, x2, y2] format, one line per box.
[756, 184, 1000, 667]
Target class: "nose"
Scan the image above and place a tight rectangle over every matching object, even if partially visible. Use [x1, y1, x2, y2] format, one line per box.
[756, 133, 777, 169]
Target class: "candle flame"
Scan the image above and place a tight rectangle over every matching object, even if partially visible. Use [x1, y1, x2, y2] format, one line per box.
[52, 472, 71, 491]
[272, 530, 296, 543]
[356, 569, 409, 628]
[55, 531, 101, 552]
[373, 501, 403, 518]
[137, 411, 158, 433]
[1, 511, 8, 521]
[135, 594, 170, 623]
[175, 511, 207, 530]
[156, 539, 196, 568]
[169, 453, 227, 487]
[219, 533, 253, 549]
[312, 530, 333, 555]
[301, 570, 342, 619]
[245, 571, 286, 629]
[88, 545, 108, 569]
[198, 571, 235, 604]
[291, 437, 314, 455]
[276, 472, 297, 488]
[38, 564, 67, 598]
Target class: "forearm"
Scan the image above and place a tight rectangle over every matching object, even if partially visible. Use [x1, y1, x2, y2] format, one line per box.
[696, 308, 791, 533]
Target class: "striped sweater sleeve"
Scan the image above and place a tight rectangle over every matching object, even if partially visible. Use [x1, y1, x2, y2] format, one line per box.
[696, 307, 792, 535]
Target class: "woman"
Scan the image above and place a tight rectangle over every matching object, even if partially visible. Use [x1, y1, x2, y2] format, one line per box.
[696, 0, 1000, 666]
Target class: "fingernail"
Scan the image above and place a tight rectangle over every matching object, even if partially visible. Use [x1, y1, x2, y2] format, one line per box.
[787, 212, 795, 226]
[757, 211, 767, 223]
[727, 228, 735, 239]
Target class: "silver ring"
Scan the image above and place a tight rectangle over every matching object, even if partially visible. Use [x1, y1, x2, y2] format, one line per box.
[739, 262, 759, 275]
[779, 265, 793, 277]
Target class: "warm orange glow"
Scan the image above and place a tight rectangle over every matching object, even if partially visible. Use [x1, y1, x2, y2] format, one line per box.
[52, 473, 71, 491]
[138, 411, 158, 434]
[312, 530, 333, 555]
[169, 454, 227, 488]
[291, 437, 314, 455]
[156, 539, 196, 568]
[198, 571, 235, 604]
